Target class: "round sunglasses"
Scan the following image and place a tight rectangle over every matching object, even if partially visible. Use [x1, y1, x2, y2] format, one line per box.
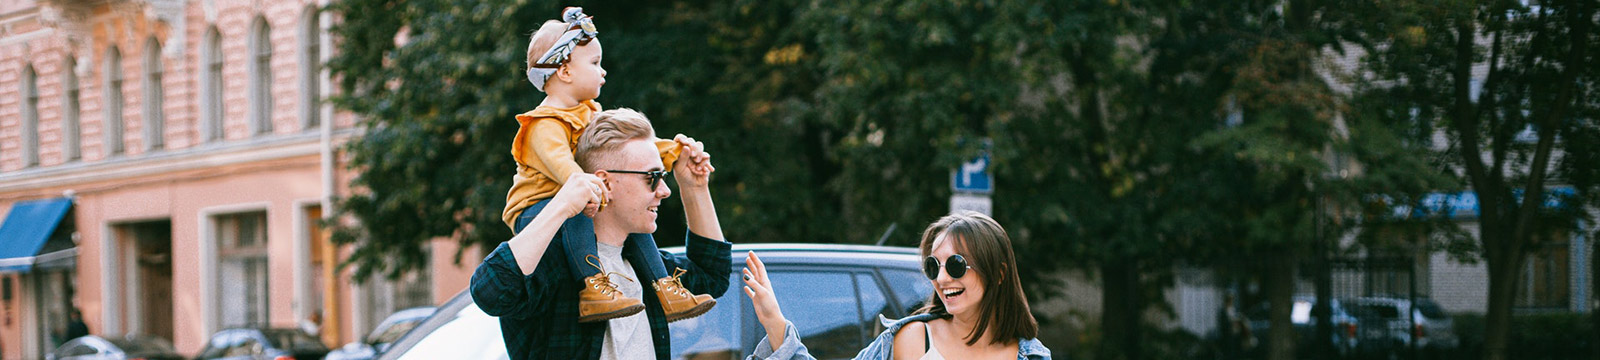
[923, 254, 974, 280]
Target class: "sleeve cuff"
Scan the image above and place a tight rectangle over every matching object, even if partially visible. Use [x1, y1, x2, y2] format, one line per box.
[687, 231, 732, 249]
[750, 321, 807, 360]
[487, 242, 525, 274]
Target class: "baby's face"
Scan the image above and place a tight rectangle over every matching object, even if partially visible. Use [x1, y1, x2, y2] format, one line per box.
[563, 39, 607, 100]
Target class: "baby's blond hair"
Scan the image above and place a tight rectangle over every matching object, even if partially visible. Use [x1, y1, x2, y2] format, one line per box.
[526, 20, 571, 70]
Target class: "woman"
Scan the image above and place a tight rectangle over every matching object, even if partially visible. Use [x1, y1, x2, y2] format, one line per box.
[741, 211, 1052, 359]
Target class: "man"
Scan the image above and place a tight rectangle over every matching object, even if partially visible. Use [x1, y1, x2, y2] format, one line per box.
[471, 108, 730, 360]
[65, 308, 89, 340]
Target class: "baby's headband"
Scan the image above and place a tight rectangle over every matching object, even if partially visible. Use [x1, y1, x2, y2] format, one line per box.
[527, 7, 598, 92]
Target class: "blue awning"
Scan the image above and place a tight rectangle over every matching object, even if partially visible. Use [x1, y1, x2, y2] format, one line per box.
[1385, 186, 1578, 219]
[0, 197, 75, 273]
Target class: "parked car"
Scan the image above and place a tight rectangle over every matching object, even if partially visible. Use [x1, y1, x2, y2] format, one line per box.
[325, 307, 436, 360]
[1344, 296, 1458, 357]
[1245, 295, 1362, 357]
[376, 243, 934, 360]
[193, 328, 330, 360]
[45, 334, 183, 360]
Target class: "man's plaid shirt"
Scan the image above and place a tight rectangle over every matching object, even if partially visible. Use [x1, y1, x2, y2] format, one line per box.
[470, 215, 732, 360]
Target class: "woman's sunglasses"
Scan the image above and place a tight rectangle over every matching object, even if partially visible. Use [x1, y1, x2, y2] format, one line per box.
[923, 254, 973, 280]
[607, 169, 671, 190]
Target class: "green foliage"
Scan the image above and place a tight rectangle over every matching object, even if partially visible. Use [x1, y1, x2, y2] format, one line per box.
[1452, 313, 1596, 360]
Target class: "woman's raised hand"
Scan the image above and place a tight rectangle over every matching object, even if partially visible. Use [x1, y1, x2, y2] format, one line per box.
[743, 251, 788, 350]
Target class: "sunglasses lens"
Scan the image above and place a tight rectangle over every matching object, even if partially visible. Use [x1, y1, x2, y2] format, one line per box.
[946, 254, 968, 279]
[923, 257, 941, 280]
[652, 171, 670, 189]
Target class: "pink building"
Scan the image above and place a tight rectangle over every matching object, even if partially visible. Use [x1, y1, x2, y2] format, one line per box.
[0, 1, 476, 358]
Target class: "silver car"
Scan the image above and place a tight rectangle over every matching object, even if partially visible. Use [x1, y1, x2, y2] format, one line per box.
[326, 306, 437, 360]
[376, 243, 934, 360]
[1345, 296, 1458, 356]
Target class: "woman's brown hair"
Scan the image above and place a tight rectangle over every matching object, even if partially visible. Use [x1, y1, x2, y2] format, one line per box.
[914, 211, 1039, 345]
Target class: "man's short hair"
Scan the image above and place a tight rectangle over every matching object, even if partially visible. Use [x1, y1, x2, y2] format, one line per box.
[576, 108, 656, 171]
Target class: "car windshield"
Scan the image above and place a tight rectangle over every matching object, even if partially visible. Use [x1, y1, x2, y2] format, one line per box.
[396, 303, 507, 360]
[262, 330, 329, 352]
[1353, 304, 1401, 319]
[107, 337, 177, 355]
[370, 318, 427, 345]
[1415, 299, 1447, 319]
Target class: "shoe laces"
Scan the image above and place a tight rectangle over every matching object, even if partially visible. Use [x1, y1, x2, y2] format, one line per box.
[661, 268, 691, 297]
[585, 255, 634, 296]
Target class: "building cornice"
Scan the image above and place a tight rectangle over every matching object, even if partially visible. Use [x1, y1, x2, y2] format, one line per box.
[0, 131, 356, 194]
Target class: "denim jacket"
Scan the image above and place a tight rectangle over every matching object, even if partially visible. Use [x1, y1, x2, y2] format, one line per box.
[747, 313, 1053, 360]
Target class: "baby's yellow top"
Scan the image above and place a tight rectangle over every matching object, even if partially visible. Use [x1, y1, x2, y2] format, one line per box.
[502, 100, 681, 229]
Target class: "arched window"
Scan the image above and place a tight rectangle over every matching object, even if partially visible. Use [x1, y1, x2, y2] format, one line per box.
[300, 6, 321, 130]
[144, 37, 165, 150]
[63, 57, 81, 161]
[249, 16, 274, 135]
[21, 65, 39, 167]
[202, 27, 223, 142]
[104, 46, 125, 155]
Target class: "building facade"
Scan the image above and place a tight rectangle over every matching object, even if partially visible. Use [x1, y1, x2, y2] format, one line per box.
[0, 0, 476, 358]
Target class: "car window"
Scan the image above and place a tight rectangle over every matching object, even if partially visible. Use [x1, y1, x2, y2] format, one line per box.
[1354, 304, 1401, 319]
[671, 272, 745, 360]
[769, 270, 862, 360]
[371, 318, 427, 346]
[264, 329, 329, 352]
[857, 273, 890, 325]
[222, 334, 261, 357]
[197, 331, 236, 359]
[396, 303, 508, 360]
[882, 270, 933, 315]
[108, 337, 178, 355]
[1415, 299, 1447, 319]
[59, 343, 99, 357]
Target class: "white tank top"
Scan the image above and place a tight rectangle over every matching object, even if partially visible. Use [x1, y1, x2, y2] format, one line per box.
[921, 322, 946, 360]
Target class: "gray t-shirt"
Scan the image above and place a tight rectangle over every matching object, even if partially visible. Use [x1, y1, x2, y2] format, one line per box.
[597, 241, 655, 360]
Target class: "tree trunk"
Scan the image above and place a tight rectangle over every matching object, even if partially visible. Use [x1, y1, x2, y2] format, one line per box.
[1264, 254, 1297, 360]
[1100, 260, 1143, 360]
[1481, 232, 1526, 360]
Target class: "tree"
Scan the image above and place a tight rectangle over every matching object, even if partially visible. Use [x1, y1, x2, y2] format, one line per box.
[1351, 1, 1599, 359]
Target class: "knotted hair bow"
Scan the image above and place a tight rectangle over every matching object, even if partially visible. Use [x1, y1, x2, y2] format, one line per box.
[527, 7, 598, 92]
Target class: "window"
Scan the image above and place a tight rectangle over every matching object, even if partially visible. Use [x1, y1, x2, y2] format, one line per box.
[217, 212, 269, 327]
[855, 273, 891, 334]
[202, 27, 223, 142]
[223, 333, 261, 357]
[198, 331, 239, 359]
[300, 6, 322, 130]
[22, 65, 39, 167]
[104, 46, 125, 155]
[249, 16, 274, 135]
[143, 38, 164, 150]
[63, 57, 81, 161]
[1518, 232, 1570, 309]
[884, 269, 934, 314]
[768, 271, 863, 359]
[60, 343, 99, 356]
[669, 273, 743, 359]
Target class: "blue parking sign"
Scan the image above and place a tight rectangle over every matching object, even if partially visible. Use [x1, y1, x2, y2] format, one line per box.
[952, 153, 993, 193]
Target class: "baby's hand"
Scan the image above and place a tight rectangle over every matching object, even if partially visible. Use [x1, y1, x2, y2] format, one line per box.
[555, 173, 607, 218]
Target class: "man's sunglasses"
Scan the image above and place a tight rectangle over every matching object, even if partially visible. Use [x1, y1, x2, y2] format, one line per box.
[923, 254, 973, 280]
[607, 170, 671, 190]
